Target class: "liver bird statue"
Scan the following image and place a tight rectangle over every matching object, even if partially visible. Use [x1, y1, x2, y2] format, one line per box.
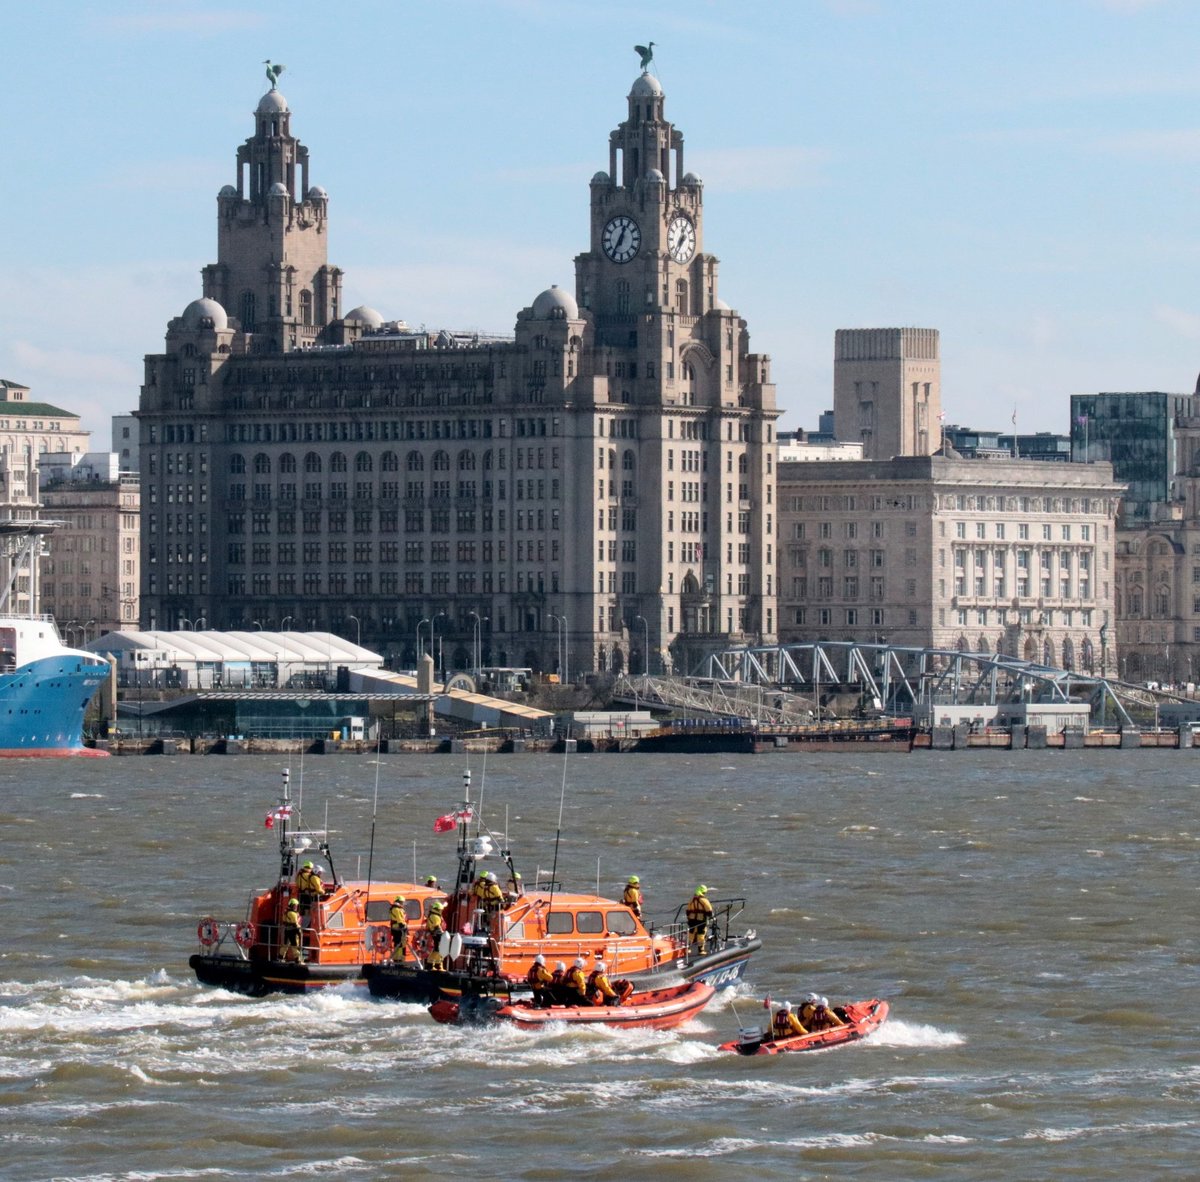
[264, 60, 285, 89]
[634, 42, 655, 72]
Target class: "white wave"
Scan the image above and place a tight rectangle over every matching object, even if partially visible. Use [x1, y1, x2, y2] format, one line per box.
[69, 792, 103, 799]
[866, 1019, 965, 1048]
[1022, 1118, 1194, 1143]
[639, 1132, 876, 1158]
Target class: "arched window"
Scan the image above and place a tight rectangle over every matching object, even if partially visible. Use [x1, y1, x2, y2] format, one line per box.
[1062, 637, 1075, 670]
[458, 450, 477, 471]
[304, 452, 322, 473]
[330, 451, 348, 472]
[1081, 637, 1095, 672]
[738, 455, 748, 474]
[622, 449, 636, 471]
[381, 450, 399, 472]
[279, 452, 297, 474]
[355, 451, 373, 472]
[407, 451, 425, 472]
[240, 291, 256, 332]
[253, 452, 271, 475]
[432, 450, 451, 471]
[1043, 638, 1056, 666]
[299, 290, 313, 327]
[229, 454, 246, 474]
[675, 279, 688, 314]
[483, 450, 494, 471]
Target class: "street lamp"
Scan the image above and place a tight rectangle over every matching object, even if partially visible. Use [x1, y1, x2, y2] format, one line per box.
[417, 617, 430, 662]
[433, 611, 447, 681]
[348, 614, 361, 647]
[281, 616, 293, 633]
[180, 618, 193, 632]
[468, 611, 486, 679]
[196, 617, 206, 631]
[253, 620, 263, 630]
[548, 613, 563, 682]
[635, 614, 650, 675]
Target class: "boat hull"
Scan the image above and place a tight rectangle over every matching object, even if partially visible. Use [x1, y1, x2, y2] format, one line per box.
[719, 998, 889, 1055]
[188, 953, 366, 996]
[431, 981, 716, 1031]
[364, 935, 761, 1003]
[0, 652, 109, 756]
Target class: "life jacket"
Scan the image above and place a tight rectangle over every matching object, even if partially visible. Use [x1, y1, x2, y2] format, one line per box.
[550, 968, 565, 986]
[527, 962, 552, 987]
[773, 1011, 803, 1038]
[296, 868, 322, 897]
[798, 1003, 819, 1028]
[426, 914, 445, 937]
[389, 904, 406, 927]
[587, 970, 615, 999]
[687, 895, 712, 923]
[565, 967, 588, 997]
[622, 885, 641, 909]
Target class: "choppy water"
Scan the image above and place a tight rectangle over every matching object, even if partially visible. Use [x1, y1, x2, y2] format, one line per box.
[0, 751, 1197, 1180]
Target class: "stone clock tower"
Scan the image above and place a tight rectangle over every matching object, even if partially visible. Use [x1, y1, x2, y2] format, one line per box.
[573, 67, 779, 674]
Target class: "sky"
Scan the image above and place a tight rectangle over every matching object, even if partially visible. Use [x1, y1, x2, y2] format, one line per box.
[6, 0, 1200, 444]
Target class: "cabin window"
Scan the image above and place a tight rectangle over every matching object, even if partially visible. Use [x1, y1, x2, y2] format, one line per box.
[365, 900, 391, 922]
[503, 922, 525, 941]
[323, 910, 345, 930]
[423, 899, 441, 917]
[606, 910, 637, 935]
[405, 901, 423, 921]
[576, 911, 604, 934]
[546, 912, 574, 934]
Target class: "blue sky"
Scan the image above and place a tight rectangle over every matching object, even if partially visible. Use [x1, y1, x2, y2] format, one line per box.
[6, 0, 1200, 443]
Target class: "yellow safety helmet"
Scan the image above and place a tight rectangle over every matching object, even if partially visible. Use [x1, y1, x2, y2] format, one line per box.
[430, 901, 444, 911]
[696, 884, 708, 895]
[628, 876, 640, 884]
[287, 899, 299, 909]
[393, 896, 406, 904]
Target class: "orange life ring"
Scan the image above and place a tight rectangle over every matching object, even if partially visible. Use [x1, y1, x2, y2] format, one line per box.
[372, 926, 391, 953]
[234, 921, 256, 949]
[197, 917, 220, 946]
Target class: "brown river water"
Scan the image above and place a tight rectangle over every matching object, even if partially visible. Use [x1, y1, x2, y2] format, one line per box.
[0, 751, 1197, 1180]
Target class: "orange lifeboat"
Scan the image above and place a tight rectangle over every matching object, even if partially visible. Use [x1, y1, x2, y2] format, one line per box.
[189, 768, 442, 995]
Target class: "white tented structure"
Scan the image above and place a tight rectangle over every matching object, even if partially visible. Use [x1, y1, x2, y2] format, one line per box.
[84, 630, 381, 691]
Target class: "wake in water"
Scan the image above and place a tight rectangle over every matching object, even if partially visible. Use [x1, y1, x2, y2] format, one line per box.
[867, 1018, 965, 1049]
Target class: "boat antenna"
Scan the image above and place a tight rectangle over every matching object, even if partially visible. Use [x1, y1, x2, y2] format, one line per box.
[546, 744, 569, 913]
[364, 734, 383, 910]
[475, 749, 487, 837]
[412, 839, 417, 884]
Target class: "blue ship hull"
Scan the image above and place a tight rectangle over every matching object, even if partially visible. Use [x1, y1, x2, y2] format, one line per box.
[0, 653, 110, 756]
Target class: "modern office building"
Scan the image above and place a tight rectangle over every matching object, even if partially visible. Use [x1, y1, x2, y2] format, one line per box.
[137, 69, 779, 676]
[778, 455, 1123, 671]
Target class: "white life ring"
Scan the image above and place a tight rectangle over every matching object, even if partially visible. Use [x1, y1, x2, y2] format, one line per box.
[234, 921, 256, 949]
[197, 917, 220, 947]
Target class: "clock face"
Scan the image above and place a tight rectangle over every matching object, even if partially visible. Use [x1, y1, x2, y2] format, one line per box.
[667, 215, 696, 263]
[602, 215, 641, 264]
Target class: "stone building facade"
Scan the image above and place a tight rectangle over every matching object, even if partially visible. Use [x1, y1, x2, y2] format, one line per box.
[39, 459, 140, 640]
[778, 456, 1123, 672]
[137, 73, 779, 675]
[832, 328, 941, 460]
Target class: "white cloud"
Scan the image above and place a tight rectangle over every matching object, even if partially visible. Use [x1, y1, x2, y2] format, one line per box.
[1153, 304, 1200, 340]
[688, 146, 831, 193]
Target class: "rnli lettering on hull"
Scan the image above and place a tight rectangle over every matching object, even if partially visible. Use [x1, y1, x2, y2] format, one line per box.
[692, 960, 750, 988]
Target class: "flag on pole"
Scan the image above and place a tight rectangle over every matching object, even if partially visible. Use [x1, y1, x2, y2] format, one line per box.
[433, 812, 457, 834]
[1012, 407, 1017, 426]
[265, 804, 292, 828]
[763, 993, 773, 1009]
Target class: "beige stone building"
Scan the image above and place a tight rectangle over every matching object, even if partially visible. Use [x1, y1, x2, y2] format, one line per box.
[137, 72, 779, 675]
[779, 456, 1123, 672]
[0, 379, 92, 615]
[832, 328, 941, 460]
[39, 455, 140, 640]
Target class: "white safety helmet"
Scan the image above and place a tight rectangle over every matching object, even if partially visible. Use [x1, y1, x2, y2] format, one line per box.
[486, 871, 497, 882]
[594, 960, 606, 972]
[804, 992, 819, 1003]
[555, 961, 566, 972]
[819, 996, 829, 1008]
[533, 954, 545, 966]
[781, 1000, 792, 1011]
[573, 957, 585, 968]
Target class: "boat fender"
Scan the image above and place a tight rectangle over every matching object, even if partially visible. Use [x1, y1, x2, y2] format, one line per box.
[438, 932, 452, 959]
[197, 917, 220, 947]
[234, 921, 256, 949]
[372, 926, 391, 953]
[449, 933, 464, 960]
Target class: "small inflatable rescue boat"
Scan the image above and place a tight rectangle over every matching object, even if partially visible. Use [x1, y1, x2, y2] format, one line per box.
[719, 998, 889, 1055]
[430, 981, 715, 1031]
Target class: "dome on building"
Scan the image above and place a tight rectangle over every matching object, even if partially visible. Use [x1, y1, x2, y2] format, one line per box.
[268, 181, 289, 197]
[218, 184, 237, 198]
[645, 167, 665, 183]
[256, 89, 289, 114]
[591, 170, 611, 185]
[306, 185, 328, 200]
[681, 172, 702, 187]
[630, 73, 663, 98]
[531, 285, 579, 320]
[181, 297, 229, 331]
[714, 297, 732, 312]
[345, 305, 384, 329]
